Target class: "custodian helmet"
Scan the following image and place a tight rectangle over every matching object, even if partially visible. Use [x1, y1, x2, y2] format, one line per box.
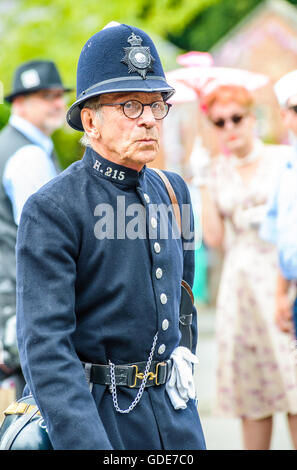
[66, 23, 175, 131]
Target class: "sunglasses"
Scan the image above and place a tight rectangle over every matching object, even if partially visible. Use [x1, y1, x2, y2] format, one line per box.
[288, 105, 297, 114]
[211, 113, 246, 128]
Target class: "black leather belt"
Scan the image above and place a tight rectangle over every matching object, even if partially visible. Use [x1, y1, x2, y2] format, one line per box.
[82, 360, 172, 389]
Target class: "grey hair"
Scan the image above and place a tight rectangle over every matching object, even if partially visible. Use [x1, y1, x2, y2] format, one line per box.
[79, 96, 103, 147]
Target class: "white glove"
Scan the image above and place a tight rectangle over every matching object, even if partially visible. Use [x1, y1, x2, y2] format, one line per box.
[165, 346, 199, 410]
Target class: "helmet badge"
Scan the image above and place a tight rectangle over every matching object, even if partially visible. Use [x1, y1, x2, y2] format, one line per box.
[121, 32, 155, 79]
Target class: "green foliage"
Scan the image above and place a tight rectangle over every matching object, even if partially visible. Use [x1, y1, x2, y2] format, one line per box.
[0, 103, 10, 130]
[0, 0, 215, 168]
[0, 0, 217, 92]
[52, 127, 84, 170]
[168, 0, 297, 52]
[0, 0, 295, 167]
[168, 0, 263, 51]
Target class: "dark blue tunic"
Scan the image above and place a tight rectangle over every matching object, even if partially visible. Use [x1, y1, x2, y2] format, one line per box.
[16, 147, 206, 450]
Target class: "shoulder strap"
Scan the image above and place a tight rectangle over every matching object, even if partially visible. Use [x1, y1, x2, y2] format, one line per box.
[151, 168, 194, 351]
[151, 168, 181, 233]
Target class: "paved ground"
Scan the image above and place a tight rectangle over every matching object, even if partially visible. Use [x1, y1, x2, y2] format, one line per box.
[195, 306, 295, 450]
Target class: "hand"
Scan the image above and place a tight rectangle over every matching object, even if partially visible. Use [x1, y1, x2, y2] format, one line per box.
[275, 293, 294, 333]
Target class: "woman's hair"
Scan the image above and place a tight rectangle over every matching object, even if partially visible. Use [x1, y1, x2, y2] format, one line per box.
[200, 84, 254, 115]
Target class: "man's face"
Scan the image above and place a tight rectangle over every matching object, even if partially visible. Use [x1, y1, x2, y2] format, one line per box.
[14, 88, 66, 135]
[89, 91, 164, 171]
[208, 101, 255, 154]
[282, 94, 297, 136]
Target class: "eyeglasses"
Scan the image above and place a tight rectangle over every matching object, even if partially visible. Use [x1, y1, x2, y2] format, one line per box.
[99, 100, 171, 120]
[288, 105, 297, 114]
[211, 113, 247, 128]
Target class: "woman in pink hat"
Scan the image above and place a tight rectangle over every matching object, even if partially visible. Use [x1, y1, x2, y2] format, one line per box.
[198, 83, 297, 449]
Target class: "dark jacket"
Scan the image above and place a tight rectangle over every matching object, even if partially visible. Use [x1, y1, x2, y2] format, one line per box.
[0, 124, 32, 373]
[16, 146, 205, 450]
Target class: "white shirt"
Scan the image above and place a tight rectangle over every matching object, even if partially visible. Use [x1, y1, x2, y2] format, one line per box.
[3, 115, 58, 225]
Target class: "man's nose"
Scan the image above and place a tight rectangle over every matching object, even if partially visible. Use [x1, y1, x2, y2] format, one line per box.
[138, 104, 156, 127]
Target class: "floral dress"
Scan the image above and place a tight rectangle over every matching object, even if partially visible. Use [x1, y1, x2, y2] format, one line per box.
[206, 141, 297, 419]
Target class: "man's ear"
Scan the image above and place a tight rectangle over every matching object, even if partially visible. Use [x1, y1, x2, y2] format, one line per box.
[81, 108, 100, 139]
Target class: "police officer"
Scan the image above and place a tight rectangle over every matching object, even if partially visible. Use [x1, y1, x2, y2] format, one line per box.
[16, 23, 206, 450]
[0, 60, 71, 399]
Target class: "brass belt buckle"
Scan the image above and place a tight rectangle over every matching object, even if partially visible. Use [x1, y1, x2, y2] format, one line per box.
[129, 362, 166, 388]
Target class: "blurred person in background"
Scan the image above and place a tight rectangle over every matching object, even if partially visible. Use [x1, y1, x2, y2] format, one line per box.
[0, 60, 70, 400]
[197, 82, 297, 450]
[260, 70, 297, 338]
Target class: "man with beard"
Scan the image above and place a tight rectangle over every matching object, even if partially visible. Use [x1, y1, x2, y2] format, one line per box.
[0, 60, 71, 399]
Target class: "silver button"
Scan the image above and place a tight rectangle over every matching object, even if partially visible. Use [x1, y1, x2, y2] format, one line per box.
[144, 193, 150, 203]
[151, 217, 157, 229]
[162, 319, 169, 331]
[158, 344, 166, 355]
[160, 293, 167, 304]
[155, 268, 163, 279]
[154, 242, 161, 253]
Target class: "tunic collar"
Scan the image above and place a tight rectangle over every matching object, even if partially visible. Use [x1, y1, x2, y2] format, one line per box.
[82, 146, 146, 187]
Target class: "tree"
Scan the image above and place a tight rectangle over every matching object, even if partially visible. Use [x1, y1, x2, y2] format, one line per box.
[0, 0, 217, 94]
[0, 0, 216, 167]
